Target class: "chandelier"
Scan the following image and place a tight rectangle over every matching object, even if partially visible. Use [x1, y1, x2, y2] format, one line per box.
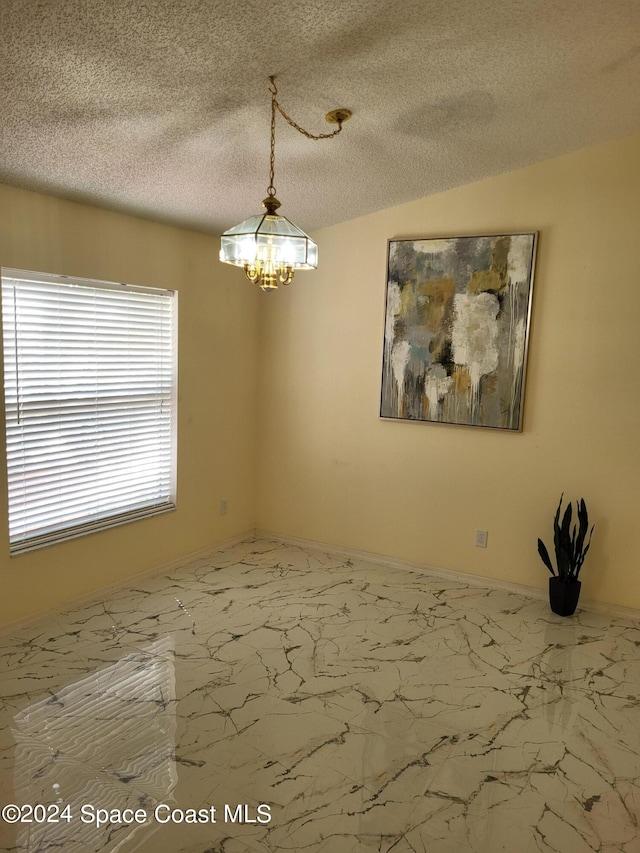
[219, 77, 351, 292]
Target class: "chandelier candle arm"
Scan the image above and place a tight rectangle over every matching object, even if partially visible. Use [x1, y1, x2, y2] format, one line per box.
[219, 76, 351, 292]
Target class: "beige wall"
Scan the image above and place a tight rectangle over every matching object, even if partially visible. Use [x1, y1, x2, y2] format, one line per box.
[256, 133, 640, 609]
[1, 132, 638, 625]
[0, 184, 258, 626]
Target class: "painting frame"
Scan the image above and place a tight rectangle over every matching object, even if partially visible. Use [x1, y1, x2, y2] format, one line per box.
[380, 231, 538, 431]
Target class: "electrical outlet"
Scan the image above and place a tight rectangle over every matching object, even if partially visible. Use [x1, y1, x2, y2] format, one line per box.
[220, 499, 228, 516]
[475, 529, 488, 548]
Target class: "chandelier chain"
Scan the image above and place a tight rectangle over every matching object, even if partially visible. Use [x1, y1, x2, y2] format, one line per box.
[267, 76, 344, 198]
[268, 77, 277, 196]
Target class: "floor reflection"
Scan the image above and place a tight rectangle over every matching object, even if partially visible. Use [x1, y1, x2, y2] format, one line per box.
[11, 637, 176, 852]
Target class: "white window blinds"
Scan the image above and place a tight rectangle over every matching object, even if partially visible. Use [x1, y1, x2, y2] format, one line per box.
[1, 269, 177, 554]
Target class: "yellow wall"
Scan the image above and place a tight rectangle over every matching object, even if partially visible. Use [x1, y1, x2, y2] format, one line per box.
[0, 184, 258, 625]
[256, 133, 640, 609]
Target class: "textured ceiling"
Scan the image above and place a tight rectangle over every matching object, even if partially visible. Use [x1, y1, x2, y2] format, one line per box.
[1, 0, 639, 235]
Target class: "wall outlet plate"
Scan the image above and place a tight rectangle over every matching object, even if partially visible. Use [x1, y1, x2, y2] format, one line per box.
[475, 530, 488, 548]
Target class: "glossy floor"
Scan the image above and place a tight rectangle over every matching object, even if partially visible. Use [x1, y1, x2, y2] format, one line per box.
[1, 537, 639, 853]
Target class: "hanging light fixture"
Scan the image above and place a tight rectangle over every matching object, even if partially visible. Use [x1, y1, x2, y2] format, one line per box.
[220, 77, 351, 292]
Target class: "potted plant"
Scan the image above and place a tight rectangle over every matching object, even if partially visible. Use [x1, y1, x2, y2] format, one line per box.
[537, 494, 594, 616]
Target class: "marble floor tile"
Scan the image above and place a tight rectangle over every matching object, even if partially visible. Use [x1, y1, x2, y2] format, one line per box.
[1, 536, 639, 852]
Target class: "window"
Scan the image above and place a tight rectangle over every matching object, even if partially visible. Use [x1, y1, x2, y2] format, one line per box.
[1, 269, 177, 554]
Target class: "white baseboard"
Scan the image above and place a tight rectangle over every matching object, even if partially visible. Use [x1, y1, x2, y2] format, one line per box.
[4, 526, 637, 636]
[0, 529, 255, 637]
[254, 529, 640, 621]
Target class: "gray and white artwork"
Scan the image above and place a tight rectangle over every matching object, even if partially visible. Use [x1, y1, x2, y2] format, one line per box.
[381, 233, 537, 430]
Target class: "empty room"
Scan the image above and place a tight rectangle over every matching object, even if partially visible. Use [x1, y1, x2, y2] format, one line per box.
[0, 1, 639, 851]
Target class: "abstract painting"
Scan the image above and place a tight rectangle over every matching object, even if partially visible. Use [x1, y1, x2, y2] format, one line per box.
[380, 233, 537, 430]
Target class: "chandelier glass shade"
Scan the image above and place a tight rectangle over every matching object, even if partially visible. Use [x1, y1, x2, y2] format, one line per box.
[219, 197, 318, 293]
[219, 77, 349, 292]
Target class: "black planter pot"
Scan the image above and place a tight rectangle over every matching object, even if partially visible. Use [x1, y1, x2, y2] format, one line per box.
[549, 577, 581, 616]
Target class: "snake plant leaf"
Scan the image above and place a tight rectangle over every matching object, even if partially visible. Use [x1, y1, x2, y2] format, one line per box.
[538, 538, 555, 575]
[561, 502, 572, 545]
[556, 503, 573, 580]
[575, 525, 595, 576]
[557, 544, 571, 580]
[553, 493, 563, 565]
[576, 498, 589, 557]
[540, 495, 594, 584]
